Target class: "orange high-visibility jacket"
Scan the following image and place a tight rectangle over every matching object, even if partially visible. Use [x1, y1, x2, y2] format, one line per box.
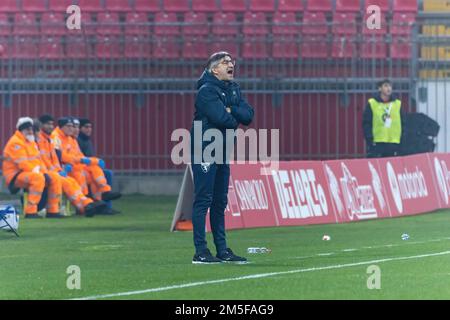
[2, 130, 48, 184]
[38, 131, 62, 173]
[51, 127, 84, 166]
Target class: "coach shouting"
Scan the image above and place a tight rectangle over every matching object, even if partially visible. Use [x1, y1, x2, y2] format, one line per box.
[190, 52, 254, 264]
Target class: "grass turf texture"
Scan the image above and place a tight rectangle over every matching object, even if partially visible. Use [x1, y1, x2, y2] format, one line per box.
[1, 194, 450, 300]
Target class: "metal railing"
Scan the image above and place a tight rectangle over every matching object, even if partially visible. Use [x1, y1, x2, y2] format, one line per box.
[0, 16, 449, 174]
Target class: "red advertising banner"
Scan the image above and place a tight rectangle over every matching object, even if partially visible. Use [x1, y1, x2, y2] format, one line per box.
[206, 163, 277, 231]
[266, 161, 338, 226]
[377, 154, 440, 216]
[178, 153, 450, 233]
[428, 153, 450, 209]
[322, 159, 391, 223]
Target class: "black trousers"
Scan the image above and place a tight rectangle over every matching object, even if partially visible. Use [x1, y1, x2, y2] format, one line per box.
[367, 143, 400, 158]
[191, 163, 230, 255]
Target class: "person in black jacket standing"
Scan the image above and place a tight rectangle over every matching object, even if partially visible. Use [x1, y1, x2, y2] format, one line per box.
[190, 52, 254, 264]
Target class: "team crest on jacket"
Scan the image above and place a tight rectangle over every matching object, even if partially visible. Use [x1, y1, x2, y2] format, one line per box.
[200, 162, 211, 173]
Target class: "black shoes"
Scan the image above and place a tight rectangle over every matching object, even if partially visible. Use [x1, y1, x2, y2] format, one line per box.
[97, 207, 121, 215]
[192, 249, 222, 264]
[84, 201, 107, 218]
[25, 214, 42, 219]
[46, 213, 66, 218]
[101, 191, 122, 202]
[217, 248, 248, 264]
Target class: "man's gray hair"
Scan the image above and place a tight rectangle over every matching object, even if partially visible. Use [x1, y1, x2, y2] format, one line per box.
[205, 51, 232, 72]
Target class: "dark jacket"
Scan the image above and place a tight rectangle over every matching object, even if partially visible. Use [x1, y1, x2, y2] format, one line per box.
[190, 70, 254, 163]
[77, 132, 95, 157]
[362, 93, 406, 145]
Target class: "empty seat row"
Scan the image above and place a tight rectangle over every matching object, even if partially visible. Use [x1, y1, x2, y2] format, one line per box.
[0, 35, 413, 60]
[1, 11, 416, 36]
[0, 0, 419, 13]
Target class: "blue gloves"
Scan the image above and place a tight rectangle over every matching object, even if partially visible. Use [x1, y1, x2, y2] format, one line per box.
[59, 171, 67, 177]
[98, 159, 105, 169]
[64, 164, 73, 173]
[80, 157, 91, 165]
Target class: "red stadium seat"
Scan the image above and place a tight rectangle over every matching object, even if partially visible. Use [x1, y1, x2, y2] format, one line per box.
[0, 14, 11, 36]
[96, 36, 122, 59]
[134, 0, 160, 12]
[66, 35, 94, 59]
[277, 0, 303, 12]
[391, 13, 415, 35]
[392, 0, 418, 13]
[41, 13, 66, 36]
[0, 0, 19, 12]
[305, 0, 332, 12]
[183, 12, 208, 35]
[301, 35, 328, 58]
[124, 35, 151, 58]
[183, 36, 209, 58]
[249, 0, 275, 12]
[273, 12, 299, 35]
[105, 0, 132, 12]
[39, 36, 64, 59]
[77, 0, 103, 12]
[154, 12, 180, 35]
[192, 0, 219, 12]
[163, 0, 190, 12]
[72, 12, 96, 35]
[13, 13, 37, 35]
[332, 35, 357, 58]
[302, 12, 327, 35]
[361, 35, 387, 58]
[242, 36, 269, 58]
[48, 0, 75, 12]
[243, 12, 268, 35]
[332, 12, 357, 35]
[391, 37, 411, 59]
[97, 12, 121, 35]
[221, 0, 247, 12]
[13, 36, 38, 58]
[210, 36, 239, 57]
[364, 0, 390, 11]
[272, 36, 299, 58]
[335, 0, 360, 12]
[153, 36, 180, 58]
[22, 0, 47, 12]
[212, 12, 238, 35]
[125, 12, 150, 35]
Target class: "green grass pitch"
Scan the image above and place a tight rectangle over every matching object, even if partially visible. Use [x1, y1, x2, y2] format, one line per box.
[1, 194, 450, 300]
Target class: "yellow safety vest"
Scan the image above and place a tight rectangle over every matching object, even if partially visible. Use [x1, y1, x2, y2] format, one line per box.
[369, 98, 402, 144]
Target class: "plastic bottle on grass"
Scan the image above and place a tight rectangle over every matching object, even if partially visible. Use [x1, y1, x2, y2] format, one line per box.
[247, 247, 272, 254]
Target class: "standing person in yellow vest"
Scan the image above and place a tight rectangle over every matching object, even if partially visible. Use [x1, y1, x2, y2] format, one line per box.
[362, 79, 406, 158]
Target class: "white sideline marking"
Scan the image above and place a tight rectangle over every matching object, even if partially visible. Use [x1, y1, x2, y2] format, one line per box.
[72, 250, 450, 300]
[342, 248, 357, 252]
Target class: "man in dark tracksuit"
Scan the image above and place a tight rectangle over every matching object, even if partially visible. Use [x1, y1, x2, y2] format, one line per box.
[362, 79, 406, 158]
[191, 52, 254, 264]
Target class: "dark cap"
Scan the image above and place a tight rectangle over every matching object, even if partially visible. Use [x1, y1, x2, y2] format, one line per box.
[58, 117, 74, 128]
[79, 118, 92, 128]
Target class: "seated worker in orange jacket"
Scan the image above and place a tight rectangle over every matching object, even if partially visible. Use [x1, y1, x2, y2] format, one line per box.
[36, 115, 108, 217]
[51, 117, 121, 203]
[2, 117, 62, 218]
